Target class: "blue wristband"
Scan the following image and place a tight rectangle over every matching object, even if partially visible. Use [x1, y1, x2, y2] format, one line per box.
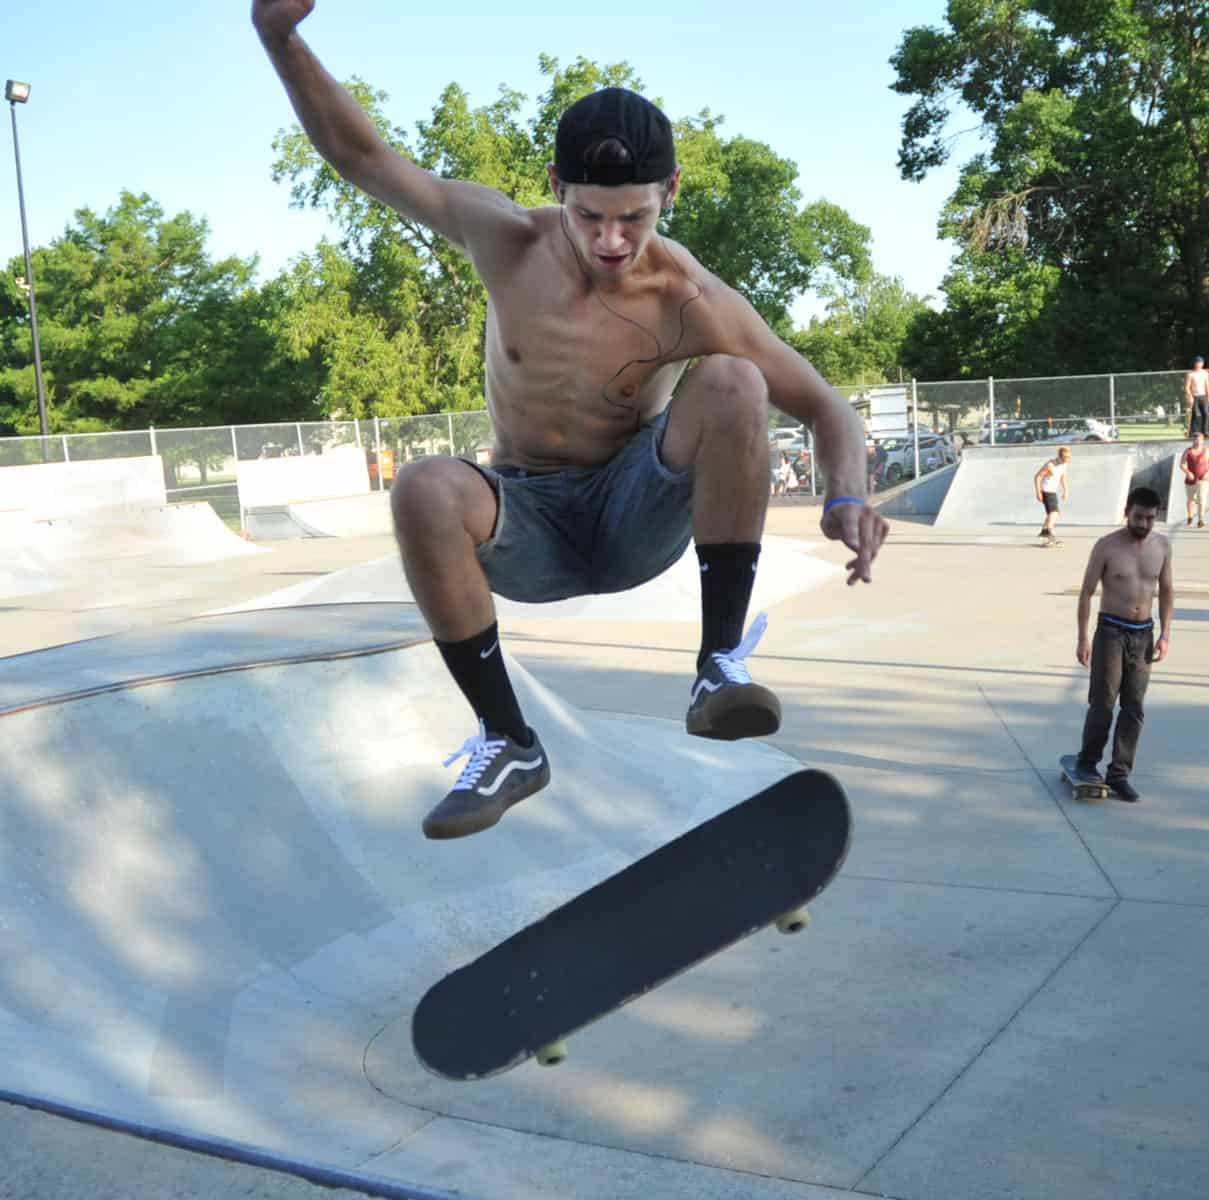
[823, 495, 863, 515]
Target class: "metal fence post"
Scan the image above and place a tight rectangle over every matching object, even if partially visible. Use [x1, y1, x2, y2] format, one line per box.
[230, 426, 244, 532]
[1109, 374, 1116, 434]
[447, 412, 455, 456]
[296, 422, 305, 456]
[62, 434, 70, 462]
[988, 377, 996, 445]
[911, 379, 920, 480]
[149, 424, 158, 457]
[809, 429, 817, 496]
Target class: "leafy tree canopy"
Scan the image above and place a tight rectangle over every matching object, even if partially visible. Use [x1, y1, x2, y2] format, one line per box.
[892, 0, 1209, 375]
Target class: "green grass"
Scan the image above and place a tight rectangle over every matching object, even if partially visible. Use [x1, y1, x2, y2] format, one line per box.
[1118, 422, 1187, 441]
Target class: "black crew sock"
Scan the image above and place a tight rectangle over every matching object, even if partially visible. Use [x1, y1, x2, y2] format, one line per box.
[435, 622, 530, 745]
[696, 542, 761, 671]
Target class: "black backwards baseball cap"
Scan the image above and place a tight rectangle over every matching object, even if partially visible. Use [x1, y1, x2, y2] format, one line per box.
[554, 88, 677, 186]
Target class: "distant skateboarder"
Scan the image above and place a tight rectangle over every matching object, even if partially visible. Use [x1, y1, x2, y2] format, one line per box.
[1069, 487, 1173, 802]
[1184, 355, 1209, 437]
[1180, 432, 1208, 527]
[1034, 446, 1071, 542]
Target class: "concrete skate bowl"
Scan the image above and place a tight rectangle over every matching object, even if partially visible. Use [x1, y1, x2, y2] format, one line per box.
[0, 602, 799, 1197]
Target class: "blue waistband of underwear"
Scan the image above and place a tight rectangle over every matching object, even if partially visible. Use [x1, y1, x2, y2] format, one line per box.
[1099, 613, 1154, 631]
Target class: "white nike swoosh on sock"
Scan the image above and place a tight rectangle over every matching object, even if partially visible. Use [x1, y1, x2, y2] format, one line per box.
[480, 640, 500, 659]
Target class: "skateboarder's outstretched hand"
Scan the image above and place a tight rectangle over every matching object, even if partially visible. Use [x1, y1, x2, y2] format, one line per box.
[252, 0, 314, 46]
[822, 500, 889, 586]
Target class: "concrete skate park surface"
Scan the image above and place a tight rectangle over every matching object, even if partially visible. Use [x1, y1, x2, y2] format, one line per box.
[2, 504, 1208, 1200]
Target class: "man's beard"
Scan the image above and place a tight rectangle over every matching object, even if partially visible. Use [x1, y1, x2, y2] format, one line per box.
[1127, 523, 1150, 540]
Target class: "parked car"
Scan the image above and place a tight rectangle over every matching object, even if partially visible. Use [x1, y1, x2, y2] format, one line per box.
[978, 417, 1118, 444]
[771, 424, 804, 442]
[880, 433, 957, 486]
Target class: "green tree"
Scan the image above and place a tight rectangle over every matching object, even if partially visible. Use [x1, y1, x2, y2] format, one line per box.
[892, 0, 1209, 376]
[797, 273, 932, 384]
[0, 191, 307, 435]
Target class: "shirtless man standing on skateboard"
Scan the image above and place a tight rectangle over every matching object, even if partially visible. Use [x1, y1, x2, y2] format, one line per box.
[253, 1, 888, 838]
[1069, 487, 1174, 802]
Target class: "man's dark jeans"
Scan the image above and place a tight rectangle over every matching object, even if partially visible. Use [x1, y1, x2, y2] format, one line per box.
[1078, 616, 1154, 780]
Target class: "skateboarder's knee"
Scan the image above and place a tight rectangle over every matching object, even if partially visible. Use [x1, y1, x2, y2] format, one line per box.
[689, 356, 768, 434]
[391, 457, 493, 545]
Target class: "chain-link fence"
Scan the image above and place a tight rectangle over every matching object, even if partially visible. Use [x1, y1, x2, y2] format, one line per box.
[1, 368, 1198, 519]
[777, 370, 1192, 494]
[0, 413, 499, 530]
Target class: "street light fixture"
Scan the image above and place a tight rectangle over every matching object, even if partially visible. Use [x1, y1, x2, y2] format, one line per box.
[6, 78, 49, 442]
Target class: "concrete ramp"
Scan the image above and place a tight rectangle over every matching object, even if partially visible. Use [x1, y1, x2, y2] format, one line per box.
[936, 444, 1136, 528]
[873, 462, 958, 520]
[0, 502, 262, 600]
[0, 603, 794, 1194]
[245, 492, 391, 540]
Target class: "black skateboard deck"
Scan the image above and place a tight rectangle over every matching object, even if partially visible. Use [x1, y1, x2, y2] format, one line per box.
[412, 768, 851, 1081]
[1059, 754, 1109, 800]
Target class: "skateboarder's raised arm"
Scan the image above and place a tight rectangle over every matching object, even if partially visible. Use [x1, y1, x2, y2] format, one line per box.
[253, 1, 533, 261]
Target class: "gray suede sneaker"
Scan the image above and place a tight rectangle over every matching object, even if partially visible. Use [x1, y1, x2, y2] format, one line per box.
[423, 722, 551, 839]
[1072, 760, 1104, 786]
[1105, 775, 1140, 803]
[686, 613, 781, 740]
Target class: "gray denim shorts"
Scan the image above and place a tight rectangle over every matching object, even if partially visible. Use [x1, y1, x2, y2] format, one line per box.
[469, 408, 693, 603]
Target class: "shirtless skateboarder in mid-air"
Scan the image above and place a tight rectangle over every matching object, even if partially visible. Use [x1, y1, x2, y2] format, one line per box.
[254, 1, 888, 839]
[1068, 487, 1174, 802]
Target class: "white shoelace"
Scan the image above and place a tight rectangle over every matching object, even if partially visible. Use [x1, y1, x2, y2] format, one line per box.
[443, 720, 507, 791]
[710, 611, 769, 684]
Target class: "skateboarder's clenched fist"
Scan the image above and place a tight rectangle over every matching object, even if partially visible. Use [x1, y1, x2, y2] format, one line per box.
[252, 0, 315, 47]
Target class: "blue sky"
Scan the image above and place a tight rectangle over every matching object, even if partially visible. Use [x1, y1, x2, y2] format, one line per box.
[1, 1, 966, 325]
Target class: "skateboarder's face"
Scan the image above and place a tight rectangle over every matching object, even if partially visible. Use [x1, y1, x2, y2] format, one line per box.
[1124, 504, 1158, 540]
[552, 178, 673, 279]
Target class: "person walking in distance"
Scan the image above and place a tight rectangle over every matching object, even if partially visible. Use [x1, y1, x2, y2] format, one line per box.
[1180, 432, 1209, 527]
[253, 0, 888, 840]
[1034, 445, 1071, 543]
[1184, 355, 1209, 437]
[1069, 487, 1174, 802]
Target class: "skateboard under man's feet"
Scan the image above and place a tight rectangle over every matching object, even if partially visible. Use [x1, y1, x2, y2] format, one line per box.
[1059, 754, 1109, 801]
[412, 768, 852, 1080]
[1039, 534, 1064, 548]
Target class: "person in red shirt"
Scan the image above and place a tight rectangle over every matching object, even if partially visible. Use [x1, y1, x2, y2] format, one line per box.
[1180, 432, 1209, 527]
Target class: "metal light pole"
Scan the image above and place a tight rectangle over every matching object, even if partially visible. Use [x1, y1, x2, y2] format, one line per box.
[6, 79, 49, 442]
